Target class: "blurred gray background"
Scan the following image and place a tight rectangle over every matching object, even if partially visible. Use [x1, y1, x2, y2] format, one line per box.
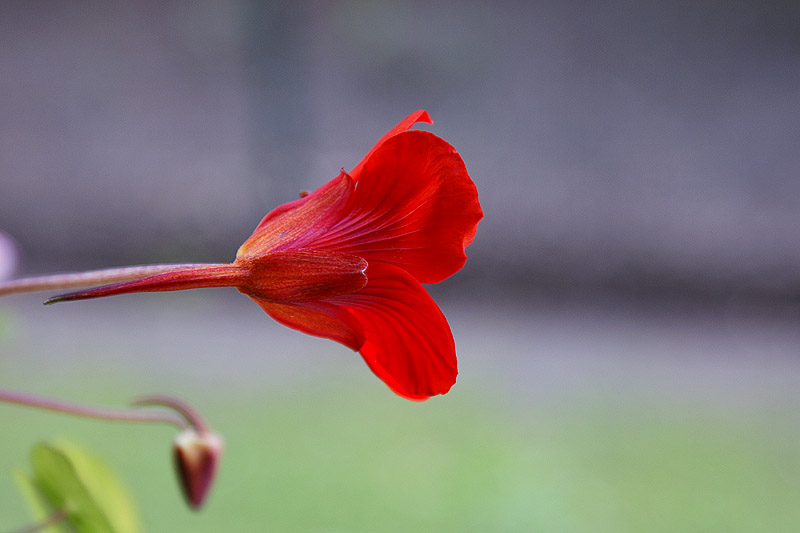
[2, 0, 798, 305]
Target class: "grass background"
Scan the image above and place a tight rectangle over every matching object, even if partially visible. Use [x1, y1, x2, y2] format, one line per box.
[2, 293, 800, 531]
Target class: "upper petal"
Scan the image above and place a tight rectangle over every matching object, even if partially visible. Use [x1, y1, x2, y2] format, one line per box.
[349, 110, 432, 181]
[237, 173, 354, 258]
[237, 111, 482, 285]
[314, 130, 483, 284]
[241, 110, 431, 256]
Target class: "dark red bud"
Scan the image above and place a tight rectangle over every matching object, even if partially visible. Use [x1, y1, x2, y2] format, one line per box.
[173, 429, 224, 509]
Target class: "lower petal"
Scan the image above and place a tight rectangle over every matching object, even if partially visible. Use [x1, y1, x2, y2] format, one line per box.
[253, 264, 458, 400]
[340, 264, 458, 400]
[255, 299, 364, 351]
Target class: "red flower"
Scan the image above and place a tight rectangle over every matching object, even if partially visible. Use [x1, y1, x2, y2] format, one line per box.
[1, 111, 483, 400]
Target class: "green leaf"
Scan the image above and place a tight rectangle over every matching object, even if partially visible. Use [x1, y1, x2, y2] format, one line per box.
[57, 442, 141, 532]
[21, 441, 142, 533]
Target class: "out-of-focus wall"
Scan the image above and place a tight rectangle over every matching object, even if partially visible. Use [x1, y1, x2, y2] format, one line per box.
[1, 1, 799, 301]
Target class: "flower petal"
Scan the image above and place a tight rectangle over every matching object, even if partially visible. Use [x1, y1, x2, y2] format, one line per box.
[255, 263, 457, 400]
[342, 264, 458, 400]
[315, 131, 483, 284]
[237, 111, 482, 285]
[349, 110, 432, 181]
[255, 299, 365, 352]
[238, 111, 432, 258]
[237, 172, 354, 258]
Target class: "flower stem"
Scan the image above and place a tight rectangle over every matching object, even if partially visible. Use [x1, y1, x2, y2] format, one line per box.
[0, 264, 219, 297]
[0, 389, 189, 430]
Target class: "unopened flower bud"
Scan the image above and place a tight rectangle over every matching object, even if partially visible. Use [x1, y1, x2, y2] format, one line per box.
[173, 428, 223, 509]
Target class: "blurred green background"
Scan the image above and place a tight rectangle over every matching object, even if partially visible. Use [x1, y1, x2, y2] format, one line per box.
[2, 292, 800, 531]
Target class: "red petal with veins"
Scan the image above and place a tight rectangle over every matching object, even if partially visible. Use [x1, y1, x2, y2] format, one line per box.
[256, 263, 457, 400]
[239, 130, 481, 285]
[237, 173, 353, 258]
[349, 110, 432, 180]
[239, 110, 433, 257]
[255, 298, 365, 353]
[343, 264, 457, 399]
[317, 130, 483, 283]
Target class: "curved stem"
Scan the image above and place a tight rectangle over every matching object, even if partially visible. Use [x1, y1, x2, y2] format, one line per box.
[0, 389, 188, 430]
[0, 264, 220, 297]
[5, 508, 67, 533]
[132, 395, 209, 433]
